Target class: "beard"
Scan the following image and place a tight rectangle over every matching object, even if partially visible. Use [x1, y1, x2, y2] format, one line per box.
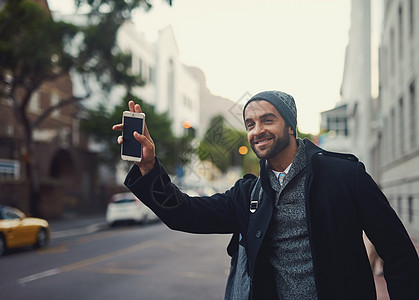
[250, 126, 290, 160]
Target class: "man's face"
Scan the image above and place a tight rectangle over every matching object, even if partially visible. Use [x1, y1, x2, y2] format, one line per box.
[244, 100, 291, 160]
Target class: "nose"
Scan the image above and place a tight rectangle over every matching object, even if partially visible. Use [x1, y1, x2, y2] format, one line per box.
[252, 121, 265, 137]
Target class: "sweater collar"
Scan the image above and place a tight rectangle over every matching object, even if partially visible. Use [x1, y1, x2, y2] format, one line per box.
[260, 139, 309, 192]
[267, 139, 307, 192]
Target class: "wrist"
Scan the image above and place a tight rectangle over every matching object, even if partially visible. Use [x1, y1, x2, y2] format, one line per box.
[135, 158, 155, 175]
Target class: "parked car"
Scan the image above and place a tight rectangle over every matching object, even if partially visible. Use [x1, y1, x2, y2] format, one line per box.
[0, 205, 50, 256]
[106, 192, 158, 226]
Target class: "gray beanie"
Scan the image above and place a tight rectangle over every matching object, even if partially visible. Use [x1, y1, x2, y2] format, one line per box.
[243, 90, 297, 137]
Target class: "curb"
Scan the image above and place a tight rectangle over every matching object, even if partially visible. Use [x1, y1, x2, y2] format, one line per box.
[51, 222, 108, 239]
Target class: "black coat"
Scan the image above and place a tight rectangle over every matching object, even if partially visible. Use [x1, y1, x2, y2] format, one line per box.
[125, 139, 419, 299]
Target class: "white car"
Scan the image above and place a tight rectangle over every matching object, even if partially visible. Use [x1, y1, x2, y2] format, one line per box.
[106, 192, 157, 226]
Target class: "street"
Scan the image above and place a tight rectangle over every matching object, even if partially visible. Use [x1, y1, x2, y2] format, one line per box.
[1, 215, 413, 300]
[0, 220, 231, 300]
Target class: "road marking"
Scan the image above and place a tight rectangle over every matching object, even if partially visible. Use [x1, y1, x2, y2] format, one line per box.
[17, 240, 158, 286]
[180, 271, 214, 279]
[84, 267, 145, 275]
[18, 268, 61, 285]
[51, 223, 106, 239]
[37, 245, 69, 254]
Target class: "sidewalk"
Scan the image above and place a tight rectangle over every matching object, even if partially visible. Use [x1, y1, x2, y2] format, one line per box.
[48, 213, 107, 239]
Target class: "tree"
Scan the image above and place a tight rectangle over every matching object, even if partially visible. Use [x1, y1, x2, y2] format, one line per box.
[297, 128, 314, 141]
[198, 115, 250, 173]
[82, 94, 193, 175]
[0, 0, 172, 216]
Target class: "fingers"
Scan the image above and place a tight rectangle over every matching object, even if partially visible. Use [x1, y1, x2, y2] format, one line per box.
[128, 100, 135, 112]
[134, 104, 142, 113]
[134, 131, 155, 157]
[133, 130, 155, 171]
[112, 124, 123, 132]
[133, 131, 152, 147]
[114, 100, 153, 147]
[143, 122, 151, 139]
[130, 102, 151, 139]
[112, 101, 142, 132]
[129, 100, 143, 114]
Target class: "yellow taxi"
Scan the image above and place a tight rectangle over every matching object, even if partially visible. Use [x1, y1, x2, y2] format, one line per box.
[0, 205, 50, 256]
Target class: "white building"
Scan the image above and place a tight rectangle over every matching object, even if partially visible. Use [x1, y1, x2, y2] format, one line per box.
[320, 0, 373, 171]
[117, 23, 200, 137]
[377, 0, 419, 237]
[50, 12, 200, 137]
[321, 0, 419, 237]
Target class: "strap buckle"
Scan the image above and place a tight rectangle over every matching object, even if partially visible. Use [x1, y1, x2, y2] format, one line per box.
[250, 200, 258, 213]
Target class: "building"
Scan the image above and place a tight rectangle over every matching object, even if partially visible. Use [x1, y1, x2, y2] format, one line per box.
[319, 0, 373, 170]
[377, 0, 419, 237]
[113, 22, 245, 140]
[106, 22, 201, 138]
[187, 66, 244, 138]
[0, 0, 97, 218]
[320, 0, 419, 237]
[0, 67, 97, 218]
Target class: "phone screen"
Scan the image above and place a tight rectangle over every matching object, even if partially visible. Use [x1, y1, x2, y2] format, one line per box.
[122, 116, 143, 158]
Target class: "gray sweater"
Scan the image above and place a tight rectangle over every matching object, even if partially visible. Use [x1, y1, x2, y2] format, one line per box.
[267, 140, 318, 300]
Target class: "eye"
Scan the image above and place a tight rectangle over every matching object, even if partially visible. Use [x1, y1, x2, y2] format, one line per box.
[246, 122, 255, 130]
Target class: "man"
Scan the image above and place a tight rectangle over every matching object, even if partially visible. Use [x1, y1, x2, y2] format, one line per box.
[113, 91, 419, 299]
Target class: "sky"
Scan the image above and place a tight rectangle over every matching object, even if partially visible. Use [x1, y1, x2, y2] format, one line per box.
[48, 0, 354, 134]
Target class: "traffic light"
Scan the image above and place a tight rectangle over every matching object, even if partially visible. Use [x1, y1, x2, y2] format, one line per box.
[183, 120, 195, 138]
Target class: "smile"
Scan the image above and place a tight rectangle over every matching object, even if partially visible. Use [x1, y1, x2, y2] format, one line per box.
[254, 137, 273, 145]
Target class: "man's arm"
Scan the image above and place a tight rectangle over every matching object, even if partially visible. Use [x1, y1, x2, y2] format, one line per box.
[124, 157, 244, 234]
[112, 100, 246, 235]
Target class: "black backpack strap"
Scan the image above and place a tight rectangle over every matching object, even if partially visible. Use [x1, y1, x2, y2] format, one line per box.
[227, 232, 240, 257]
[250, 177, 262, 213]
[227, 177, 263, 257]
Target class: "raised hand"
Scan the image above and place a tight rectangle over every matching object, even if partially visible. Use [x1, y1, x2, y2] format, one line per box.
[112, 101, 156, 175]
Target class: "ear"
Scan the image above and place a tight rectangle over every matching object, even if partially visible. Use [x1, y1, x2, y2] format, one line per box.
[288, 127, 294, 136]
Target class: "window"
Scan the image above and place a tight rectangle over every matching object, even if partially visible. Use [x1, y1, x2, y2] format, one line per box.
[399, 4, 404, 52]
[139, 58, 143, 78]
[2, 207, 24, 220]
[391, 108, 396, 158]
[50, 93, 60, 117]
[410, 82, 417, 147]
[29, 91, 41, 113]
[167, 59, 174, 111]
[397, 196, 403, 217]
[0, 159, 20, 179]
[183, 96, 193, 110]
[399, 97, 404, 153]
[327, 116, 348, 136]
[410, 0, 414, 37]
[383, 117, 389, 163]
[126, 53, 133, 74]
[408, 196, 414, 223]
[390, 28, 395, 75]
[5, 124, 13, 137]
[149, 66, 154, 83]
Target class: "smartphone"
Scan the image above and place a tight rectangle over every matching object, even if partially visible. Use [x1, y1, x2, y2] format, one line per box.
[121, 111, 145, 162]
